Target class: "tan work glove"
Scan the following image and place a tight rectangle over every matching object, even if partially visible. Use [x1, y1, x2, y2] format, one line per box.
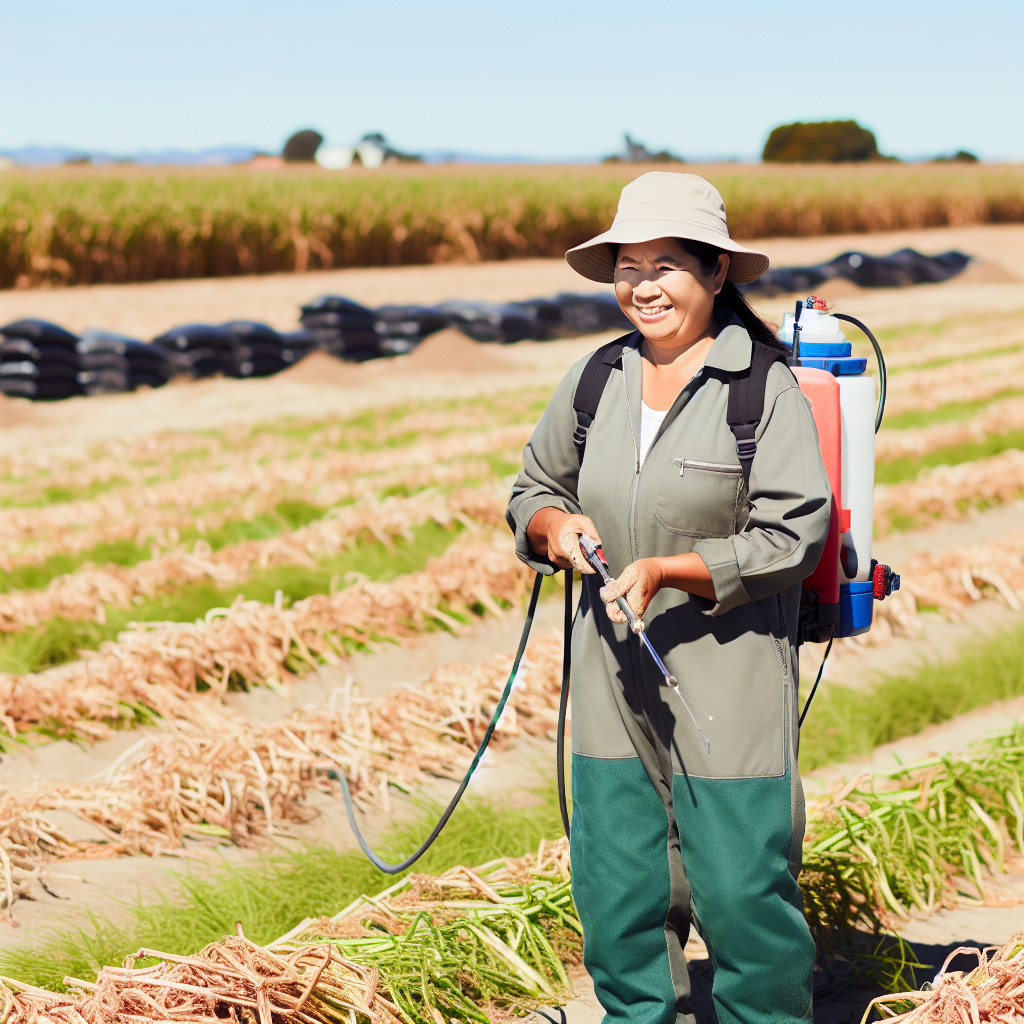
[600, 559, 662, 632]
[548, 514, 601, 575]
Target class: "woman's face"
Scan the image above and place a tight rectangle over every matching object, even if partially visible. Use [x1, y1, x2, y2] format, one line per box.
[613, 238, 729, 347]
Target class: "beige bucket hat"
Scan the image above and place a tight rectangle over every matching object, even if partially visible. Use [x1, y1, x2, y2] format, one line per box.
[565, 171, 769, 284]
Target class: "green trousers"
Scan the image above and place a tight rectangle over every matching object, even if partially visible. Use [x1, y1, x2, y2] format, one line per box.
[571, 754, 814, 1024]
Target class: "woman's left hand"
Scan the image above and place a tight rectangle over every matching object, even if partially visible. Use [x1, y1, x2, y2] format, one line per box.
[600, 559, 664, 629]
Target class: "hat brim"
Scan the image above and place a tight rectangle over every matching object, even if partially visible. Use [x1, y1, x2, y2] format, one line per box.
[565, 220, 769, 284]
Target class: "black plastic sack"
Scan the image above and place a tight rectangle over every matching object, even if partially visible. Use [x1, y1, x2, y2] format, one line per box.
[0, 319, 79, 348]
[374, 305, 450, 343]
[78, 369, 129, 395]
[553, 293, 632, 335]
[0, 340, 81, 366]
[0, 377, 82, 400]
[129, 370, 171, 390]
[741, 248, 971, 297]
[0, 360, 79, 381]
[151, 324, 237, 353]
[233, 355, 290, 378]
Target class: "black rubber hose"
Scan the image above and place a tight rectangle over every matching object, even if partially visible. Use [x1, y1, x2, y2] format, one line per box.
[556, 569, 573, 840]
[834, 313, 887, 432]
[799, 630, 834, 727]
[329, 570, 544, 874]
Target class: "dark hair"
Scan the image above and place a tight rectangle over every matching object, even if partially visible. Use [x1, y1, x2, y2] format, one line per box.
[675, 239, 786, 352]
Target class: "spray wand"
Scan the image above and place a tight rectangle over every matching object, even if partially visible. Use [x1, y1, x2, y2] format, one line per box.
[577, 534, 712, 753]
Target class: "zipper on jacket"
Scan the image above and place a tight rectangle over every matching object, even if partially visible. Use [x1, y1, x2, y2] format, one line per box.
[773, 636, 792, 773]
[623, 368, 642, 563]
[673, 458, 743, 477]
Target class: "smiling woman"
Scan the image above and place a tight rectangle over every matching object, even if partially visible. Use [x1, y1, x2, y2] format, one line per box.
[508, 171, 832, 1024]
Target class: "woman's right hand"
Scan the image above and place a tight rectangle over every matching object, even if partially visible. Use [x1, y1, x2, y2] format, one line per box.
[526, 508, 601, 575]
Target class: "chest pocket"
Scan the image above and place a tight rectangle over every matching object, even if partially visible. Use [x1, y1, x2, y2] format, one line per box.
[654, 458, 743, 539]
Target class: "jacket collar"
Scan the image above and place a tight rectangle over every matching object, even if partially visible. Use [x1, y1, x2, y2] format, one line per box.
[703, 313, 753, 373]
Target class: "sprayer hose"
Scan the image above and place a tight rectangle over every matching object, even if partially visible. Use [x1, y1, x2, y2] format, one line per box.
[328, 570, 544, 874]
[833, 313, 887, 432]
[556, 569, 573, 840]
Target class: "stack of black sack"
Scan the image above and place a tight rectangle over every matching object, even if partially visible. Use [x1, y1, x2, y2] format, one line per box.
[152, 321, 318, 379]
[151, 324, 237, 378]
[223, 321, 317, 377]
[438, 293, 630, 344]
[77, 331, 175, 393]
[373, 305, 451, 355]
[0, 320, 83, 400]
[300, 292, 631, 356]
[298, 297, 383, 361]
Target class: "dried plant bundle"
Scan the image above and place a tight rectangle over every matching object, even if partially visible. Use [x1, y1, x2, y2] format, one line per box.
[0, 424, 530, 568]
[0, 485, 507, 633]
[862, 930, 1024, 1024]
[883, 351, 1024, 417]
[874, 449, 1024, 536]
[2, 924, 401, 1024]
[875, 397, 1024, 461]
[0, 632, 564, 917]
[0, 536, 533, 739]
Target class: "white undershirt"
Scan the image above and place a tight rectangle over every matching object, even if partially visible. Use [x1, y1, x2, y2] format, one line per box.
[639, 401, 668, 467]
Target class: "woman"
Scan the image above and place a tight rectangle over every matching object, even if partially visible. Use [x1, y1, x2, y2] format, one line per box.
[505, 172, 831, 1024]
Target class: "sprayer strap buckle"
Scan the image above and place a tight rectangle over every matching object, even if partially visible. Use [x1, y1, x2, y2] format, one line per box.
[735, 438, 757, 461]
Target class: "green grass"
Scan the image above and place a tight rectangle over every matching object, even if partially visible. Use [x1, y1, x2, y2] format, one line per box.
[882, 389, 1024, 431]
[875, 430, 1024, 484]
[0, 787, 565, 991]
[798, 623, 1024, 771]
[0, 520, 464, 676]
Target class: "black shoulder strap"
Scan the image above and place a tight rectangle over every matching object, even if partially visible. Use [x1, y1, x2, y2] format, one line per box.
[571, 332, 636, 462]
[726, 340, 789, 489]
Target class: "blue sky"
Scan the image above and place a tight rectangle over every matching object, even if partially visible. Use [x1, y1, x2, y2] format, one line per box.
[2, 0, 1022, 161]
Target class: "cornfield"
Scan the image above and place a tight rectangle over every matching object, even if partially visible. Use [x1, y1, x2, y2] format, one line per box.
[2, 162, 1022, 287]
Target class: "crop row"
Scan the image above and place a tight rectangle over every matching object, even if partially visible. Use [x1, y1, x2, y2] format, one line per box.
[881, 348, 1024, 417]
[3, 163, 1021, 287]
[0, 537, 532, 741]
[874, 447, 1024, 534]
[0, 423, 531, 567]
[0, 626, 563, 916]
[0, 485, 506, 632]
[875, 395, 1024, 461]
[0, 390, 547, 501]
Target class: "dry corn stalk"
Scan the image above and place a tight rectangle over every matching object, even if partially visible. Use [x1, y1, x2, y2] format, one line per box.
[875, 396, 1024, 461]
[0, 634, 565, 917]
[1, 924, 400, 1024]
[0, 486, 507, 633]
[0, 537, 533, 739]
[874, 448, 1024, 535]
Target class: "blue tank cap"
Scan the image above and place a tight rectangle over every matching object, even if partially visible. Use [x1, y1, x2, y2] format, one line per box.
[791, 340, 852, 358]
[797, 356, 868, 376]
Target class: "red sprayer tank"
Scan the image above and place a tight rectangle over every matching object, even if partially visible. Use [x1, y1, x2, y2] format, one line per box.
[793, 368, 844, 639]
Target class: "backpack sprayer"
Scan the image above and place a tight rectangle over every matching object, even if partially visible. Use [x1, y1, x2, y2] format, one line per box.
[333, 295, 901, 869]
[783, 295, 900, 719]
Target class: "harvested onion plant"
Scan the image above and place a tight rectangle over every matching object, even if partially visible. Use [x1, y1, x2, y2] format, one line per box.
[0, 424, 530, 568]
[874, 451, 1024, 537]
[270, 839, 578, 1024]
[802, 725, 1024, 936]
[0, 485, 507, 633]
[0, 633, 564, 918]
[0, 924, 401, 1024]
[0, 536, 532, 738]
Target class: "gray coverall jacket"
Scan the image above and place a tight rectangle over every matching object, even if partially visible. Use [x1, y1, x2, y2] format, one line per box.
[506, 321, 831, 1024]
